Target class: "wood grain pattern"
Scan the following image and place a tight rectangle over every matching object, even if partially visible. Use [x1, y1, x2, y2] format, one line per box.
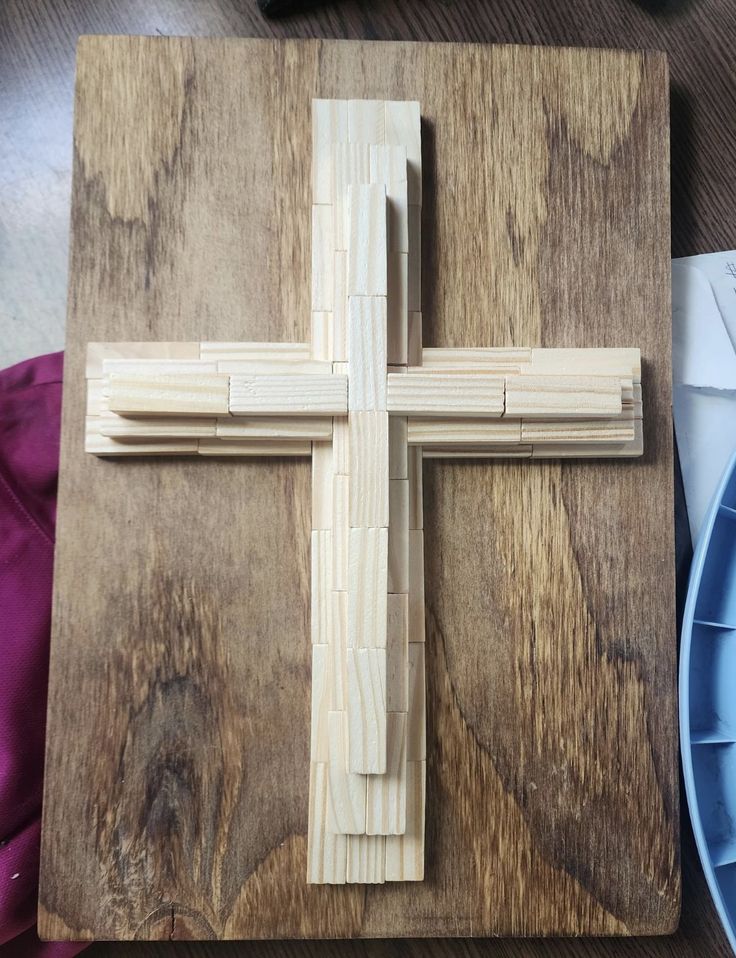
[348, 411, 389, 527]
[40, 37, 676, 940]
[107, 372, 230, 417]
[387, 372, 506, 417]
[229, 374, 348, 415]
[504, 374, 624, 418]
[346, 648, 388, 774]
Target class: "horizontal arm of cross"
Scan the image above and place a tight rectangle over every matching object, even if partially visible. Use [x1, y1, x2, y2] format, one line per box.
[86, 344, 642, 458]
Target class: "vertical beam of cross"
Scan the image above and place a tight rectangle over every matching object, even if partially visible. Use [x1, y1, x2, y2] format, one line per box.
[307, 100, 426, 884]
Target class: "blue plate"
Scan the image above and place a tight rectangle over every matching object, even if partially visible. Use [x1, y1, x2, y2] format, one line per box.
[681, 450, 736, 955]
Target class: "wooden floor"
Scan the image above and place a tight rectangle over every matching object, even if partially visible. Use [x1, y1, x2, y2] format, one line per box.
[2, 0, 734, 953]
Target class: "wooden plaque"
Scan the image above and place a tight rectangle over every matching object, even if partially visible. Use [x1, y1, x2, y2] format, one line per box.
[39, 37, 678, 940]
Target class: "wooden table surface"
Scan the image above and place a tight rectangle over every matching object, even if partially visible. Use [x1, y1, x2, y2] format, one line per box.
[1, 0, 734, 954]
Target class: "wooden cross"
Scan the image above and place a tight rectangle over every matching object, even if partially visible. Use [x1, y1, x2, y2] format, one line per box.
[84, 98, 643, 887]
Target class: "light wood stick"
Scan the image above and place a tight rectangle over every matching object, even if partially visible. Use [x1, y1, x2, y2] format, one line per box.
[504, 374, 623, 419]
[229, 374, 348, 416]
[107, 372, 230, 417]
[387, 372, 505, 417]
[346, 648, 387, 775]
[366, 712, 407, 835]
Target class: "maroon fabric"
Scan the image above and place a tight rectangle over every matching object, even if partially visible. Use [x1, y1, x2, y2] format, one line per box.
[0, 352, 86, 955]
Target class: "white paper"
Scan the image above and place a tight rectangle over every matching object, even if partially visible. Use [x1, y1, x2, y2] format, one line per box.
[672, 251, 736, 543]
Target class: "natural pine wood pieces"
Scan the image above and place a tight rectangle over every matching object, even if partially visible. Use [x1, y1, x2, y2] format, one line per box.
[108, 372, 229, 417]
[304, 98, 420, 882]
[347, 648, 388, 774]
[504, 373, 624, 419]
[348, 297, 387, 410]
[327, 711, 367, 833]
[348, 527, 388, 650]
[387, 372, 506, 417]
[229, 373, 348, 415]
[385, 760, 426, 881]
[366, 711, 407, 834]
[303, 97, 423, 884]
[79, 93, 646, 896]
[307, 763, 347, 884]
[347, 184, 388, 296]
[349, 412, 389, 527]
[86, 349, 348, 454]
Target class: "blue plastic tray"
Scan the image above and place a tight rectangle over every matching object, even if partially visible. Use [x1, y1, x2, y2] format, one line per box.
[681, 450, 736, 955]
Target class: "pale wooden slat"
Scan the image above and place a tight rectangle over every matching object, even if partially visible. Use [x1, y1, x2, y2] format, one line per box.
[407, 203, 421, 311]
[332, 475, 349, 592]
[310, 644, 330, 763]
[387, 372, 505, 417]
[528, 346, 641, 380]
[100, 414, 217, 439]
[387, 252, 408, 365]
[386, 593, 409, 712]
[229, 374, 348, 416]
[86, 341, 200, 378]
[216, 359, 331, 375]
[384, 760, 425, 881]
[332, 412, 350, 476]
[422, 444, 533, 459]
[312, 204, 334, 311]
[107, 373, 230, 417]
[330, 591, 347, 710]
[531, 419, 644, 458]
[347, 184, 387, 297]
[366, 711, 407, 835]
[85, 419, 199, 456]
[103, 358, 217, 375]
[200, 341, 311, 361]
[311, 530, 332, 645]
[348, 296, 387, 411]
[521, 417, 636, 443]
[408, 418, 522, 446]
[312, 98, 348, 205]
[326, 711, 367, 835]
[348, 411, 389, 528]
[307, 762, 347, 884]
[346, 647, 387, 775]
[216, 417, 332, 440]
[86, 379, 107, 417]
[421, 346, 532, 368]
[347, 834, 386, 884]
[332, 142, 371, 252]
[348, 527, 388, 650]
[388, 479, 409, 594]
[406, 642, 426, 760]
[504, 374, 623, 419]
[348, 99, 385, 145]
[197, 439, 311, 456]
[384, 100, 421, 205]
[311, 440, 333, 531]
[370, 144, 409, 253]
[332, 251, 349, 361]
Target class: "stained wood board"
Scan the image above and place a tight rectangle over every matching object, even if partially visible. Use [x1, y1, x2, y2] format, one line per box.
[39, 36, 677, 940]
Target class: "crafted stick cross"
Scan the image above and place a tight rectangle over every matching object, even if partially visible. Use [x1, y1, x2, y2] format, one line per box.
[84, 98, 643, 886]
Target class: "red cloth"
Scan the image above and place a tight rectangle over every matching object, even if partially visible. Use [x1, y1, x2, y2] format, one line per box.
[0, 352, 85, 955]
